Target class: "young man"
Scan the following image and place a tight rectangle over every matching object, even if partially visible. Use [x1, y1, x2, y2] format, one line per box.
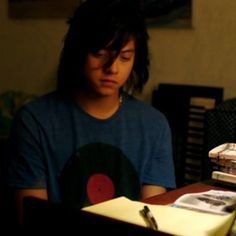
[7, 0, 176, 225]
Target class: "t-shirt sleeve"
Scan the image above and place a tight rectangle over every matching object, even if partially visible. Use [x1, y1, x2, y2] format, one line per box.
[6, 107, 47, 189]
[142, 114, 176, 189]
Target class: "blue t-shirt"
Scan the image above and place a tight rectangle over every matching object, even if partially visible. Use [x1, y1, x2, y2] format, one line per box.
[7, 91, 176, 207]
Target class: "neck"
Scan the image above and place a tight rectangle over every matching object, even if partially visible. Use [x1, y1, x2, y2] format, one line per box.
[74, 92, 122, 119]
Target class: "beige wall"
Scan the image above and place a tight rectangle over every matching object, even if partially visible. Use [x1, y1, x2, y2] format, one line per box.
[1, 0, 236, 102]
[0, 0, 67, 95]
[143, 0, 236, 102]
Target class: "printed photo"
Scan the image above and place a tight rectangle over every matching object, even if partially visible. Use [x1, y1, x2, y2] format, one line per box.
[9, 0, 82, 18]
[140, 0, 192, 28]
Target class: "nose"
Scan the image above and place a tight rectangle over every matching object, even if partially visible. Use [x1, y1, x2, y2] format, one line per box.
[104, 58, 118, 74]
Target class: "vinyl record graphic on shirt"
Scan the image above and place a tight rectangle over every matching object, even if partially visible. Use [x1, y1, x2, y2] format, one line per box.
[59, 142, 141, 209]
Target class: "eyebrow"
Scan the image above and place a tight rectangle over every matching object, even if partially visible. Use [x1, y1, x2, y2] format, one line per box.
[120, 48, 135, 53]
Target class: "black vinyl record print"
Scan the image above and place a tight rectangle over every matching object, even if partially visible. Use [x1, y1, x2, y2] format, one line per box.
[60, 142, 141, 209]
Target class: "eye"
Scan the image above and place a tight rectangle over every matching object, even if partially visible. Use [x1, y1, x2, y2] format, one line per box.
[92, 50, 108, 59]
[120, 52, 133, 61]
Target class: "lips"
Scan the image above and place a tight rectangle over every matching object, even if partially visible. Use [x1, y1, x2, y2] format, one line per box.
[100, 79, 118, 86]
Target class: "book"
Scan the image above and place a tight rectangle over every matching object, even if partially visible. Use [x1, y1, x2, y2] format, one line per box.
[212, 171, 236, 184]
[82, 195, 236, 236]
[209, 143, 236, 160]
[209, 143, 236, 175]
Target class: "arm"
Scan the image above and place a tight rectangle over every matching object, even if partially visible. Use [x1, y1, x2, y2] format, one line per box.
[15, 188, 48, 226]
[140, 112, 176, 200]
[141, 185, 166, 199]
[6, 108, 48, 226]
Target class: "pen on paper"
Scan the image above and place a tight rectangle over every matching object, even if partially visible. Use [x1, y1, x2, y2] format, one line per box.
[224, 202, 236, 213]
[140, 205, 158, 230]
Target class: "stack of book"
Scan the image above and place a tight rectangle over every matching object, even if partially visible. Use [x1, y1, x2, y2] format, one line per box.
[209, 143, 236, 184]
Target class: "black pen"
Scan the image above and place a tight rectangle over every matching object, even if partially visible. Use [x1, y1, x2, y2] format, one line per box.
[224, 203, 236, 213]
[140, 205, 158, 230]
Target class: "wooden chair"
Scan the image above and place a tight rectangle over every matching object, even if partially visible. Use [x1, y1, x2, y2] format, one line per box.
[152, 83, 224, 187]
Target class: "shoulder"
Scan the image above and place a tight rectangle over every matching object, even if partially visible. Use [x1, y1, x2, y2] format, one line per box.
[123, 92, 168, 125]
[24, 91, 60, 109]
[14, 91, 69, 122]
[19, 91, 66, 114]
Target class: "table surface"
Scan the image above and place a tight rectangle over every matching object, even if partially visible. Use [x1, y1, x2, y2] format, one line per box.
[142, 180, 236, 205]
[23, 180, 236, 235]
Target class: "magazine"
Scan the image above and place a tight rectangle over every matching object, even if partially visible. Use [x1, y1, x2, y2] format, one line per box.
[172, 190, 236, 215]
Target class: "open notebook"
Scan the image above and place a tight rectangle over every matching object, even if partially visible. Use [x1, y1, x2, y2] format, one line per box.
[82, 196, 236, 236]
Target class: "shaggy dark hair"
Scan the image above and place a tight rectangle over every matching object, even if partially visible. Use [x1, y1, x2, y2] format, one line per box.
[57, 0, 150, 96]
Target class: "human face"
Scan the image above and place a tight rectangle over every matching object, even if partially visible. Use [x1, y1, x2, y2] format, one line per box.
[83, 39, 135, 97]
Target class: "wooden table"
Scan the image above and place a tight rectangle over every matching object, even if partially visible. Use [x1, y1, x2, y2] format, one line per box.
[142, 180, 235, 205]
[23, 180, 235, 235]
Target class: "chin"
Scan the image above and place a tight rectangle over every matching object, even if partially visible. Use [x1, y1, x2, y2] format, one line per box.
[96, 88, 119, 97]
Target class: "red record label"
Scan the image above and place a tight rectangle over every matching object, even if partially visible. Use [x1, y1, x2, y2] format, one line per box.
[86, 173, 115, 204]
